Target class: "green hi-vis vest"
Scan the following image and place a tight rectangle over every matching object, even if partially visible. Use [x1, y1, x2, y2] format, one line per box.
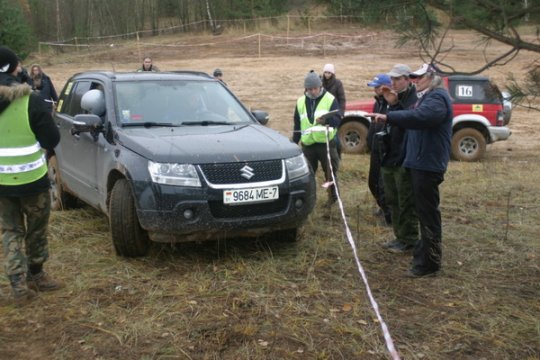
[297, 92, 337, 146]
[0, 95, 47, 186]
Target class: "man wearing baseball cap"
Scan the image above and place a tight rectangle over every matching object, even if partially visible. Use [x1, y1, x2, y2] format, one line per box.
[366, 73, 392, 225]
[0, 46, 62, 304]
[379, 64, 419, 255]
[367, 63, 453, 277]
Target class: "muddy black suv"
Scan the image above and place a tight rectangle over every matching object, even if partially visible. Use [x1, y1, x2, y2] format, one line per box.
[49, 71, 316, 256]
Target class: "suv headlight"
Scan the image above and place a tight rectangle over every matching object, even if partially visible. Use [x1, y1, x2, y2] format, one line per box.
[285, 154, 310, 180]
[148, 161, 201, 187]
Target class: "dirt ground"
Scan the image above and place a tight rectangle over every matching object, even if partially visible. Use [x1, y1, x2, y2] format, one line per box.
[34, 28, 539, 160]
[1, 28, 538, 359]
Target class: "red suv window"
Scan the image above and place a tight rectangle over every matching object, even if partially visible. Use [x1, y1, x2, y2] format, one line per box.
[447, 76, 502, 104]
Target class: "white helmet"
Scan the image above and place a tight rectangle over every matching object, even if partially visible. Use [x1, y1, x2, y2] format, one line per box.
[81, 89, 105, 116]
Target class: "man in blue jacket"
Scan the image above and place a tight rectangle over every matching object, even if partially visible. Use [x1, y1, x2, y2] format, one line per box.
[368, 63, 453, 277]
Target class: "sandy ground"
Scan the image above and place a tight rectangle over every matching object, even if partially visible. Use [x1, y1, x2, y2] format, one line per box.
[32, 29, 539, 161]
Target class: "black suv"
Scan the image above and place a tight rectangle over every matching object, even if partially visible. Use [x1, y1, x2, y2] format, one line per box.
[49, 71, 316, 256]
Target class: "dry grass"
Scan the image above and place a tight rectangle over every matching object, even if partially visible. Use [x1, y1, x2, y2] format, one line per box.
[0, 155, 537, 359]
[1, 28, 539, 359]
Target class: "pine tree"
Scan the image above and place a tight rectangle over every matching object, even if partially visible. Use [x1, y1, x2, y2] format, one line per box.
[0, 0, 34, 59]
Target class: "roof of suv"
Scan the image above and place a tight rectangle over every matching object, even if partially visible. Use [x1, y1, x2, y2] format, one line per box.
[447, 75, 490, 82]
[70, 71, 215, 82]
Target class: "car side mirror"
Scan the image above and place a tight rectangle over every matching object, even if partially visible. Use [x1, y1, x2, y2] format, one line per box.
[72, 114, 103, 136]
[252, 110, 269, 125]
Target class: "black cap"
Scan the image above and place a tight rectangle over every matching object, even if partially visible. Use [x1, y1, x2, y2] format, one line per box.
[0, 46, 19, 74]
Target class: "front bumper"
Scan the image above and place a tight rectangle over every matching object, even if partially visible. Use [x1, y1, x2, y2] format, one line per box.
[488, 126, 511, 143]
[134, 175, 316, 243]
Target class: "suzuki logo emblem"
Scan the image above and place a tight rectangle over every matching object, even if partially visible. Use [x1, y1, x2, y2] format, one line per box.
[240, 165, 255, 180]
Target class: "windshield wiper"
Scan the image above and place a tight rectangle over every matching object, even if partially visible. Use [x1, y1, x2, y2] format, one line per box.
[122, 122, 181, 128]
[181, 120, 230, 126]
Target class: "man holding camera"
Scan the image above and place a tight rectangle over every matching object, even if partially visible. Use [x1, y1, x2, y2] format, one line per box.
[379, 64, 419, 253]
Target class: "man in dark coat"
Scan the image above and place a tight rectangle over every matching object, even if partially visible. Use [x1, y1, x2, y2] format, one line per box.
[379, 64, 419, 253]
[366, 73, 392, 225]
[0, 46, 63, 305]
[369, 63, 453, 277]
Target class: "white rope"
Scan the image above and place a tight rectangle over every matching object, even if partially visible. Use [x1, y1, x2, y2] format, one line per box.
[320, 125, 401, 360]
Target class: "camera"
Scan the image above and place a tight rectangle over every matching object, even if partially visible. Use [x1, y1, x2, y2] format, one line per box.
[374, 129, 390, 159]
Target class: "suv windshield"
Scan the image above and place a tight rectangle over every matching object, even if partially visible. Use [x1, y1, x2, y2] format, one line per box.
[114, 80, 254, 126]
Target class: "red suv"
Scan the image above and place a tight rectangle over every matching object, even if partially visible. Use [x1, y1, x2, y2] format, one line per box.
[339, 75, 512, 161]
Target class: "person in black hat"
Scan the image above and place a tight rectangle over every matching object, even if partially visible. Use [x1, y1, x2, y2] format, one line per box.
[0, 46, 63, 305]
[213, 68, 226, 85]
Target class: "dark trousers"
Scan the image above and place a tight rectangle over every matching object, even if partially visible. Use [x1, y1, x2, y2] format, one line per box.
[0, 191, 51, 276]
[381, 166, 418, 245]
[368, 144, 391, 221]
[409, 169, 444, 271]
[302, 141, 339, 201]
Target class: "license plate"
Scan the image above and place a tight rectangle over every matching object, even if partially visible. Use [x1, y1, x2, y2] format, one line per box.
[223, 186, 279, 204]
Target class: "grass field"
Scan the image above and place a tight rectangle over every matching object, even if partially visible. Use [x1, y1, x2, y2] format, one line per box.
[0, 27, 539, 359]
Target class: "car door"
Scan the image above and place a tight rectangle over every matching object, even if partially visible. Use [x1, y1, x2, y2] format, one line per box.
[54, 79, 102, 208]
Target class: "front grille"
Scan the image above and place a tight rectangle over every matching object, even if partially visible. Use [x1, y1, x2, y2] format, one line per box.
[209, 196, 289, 218]
[199, 160, 283, 185]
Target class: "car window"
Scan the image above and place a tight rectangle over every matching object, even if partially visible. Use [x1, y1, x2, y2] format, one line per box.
[449, 80, 501, 104]
[57, 81, 91, 116]
[114, 80, 254, 125]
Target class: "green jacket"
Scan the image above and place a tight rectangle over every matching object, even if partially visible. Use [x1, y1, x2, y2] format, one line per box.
[296, 91, 336, 145]
[0, 95, 48, 186]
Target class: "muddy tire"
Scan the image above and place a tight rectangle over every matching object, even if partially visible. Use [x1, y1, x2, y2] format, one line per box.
[48, 156, 78, 210]
[451, 128, 486, 162]
[338, 121, 369, 154]
[109, 179, 150, 257]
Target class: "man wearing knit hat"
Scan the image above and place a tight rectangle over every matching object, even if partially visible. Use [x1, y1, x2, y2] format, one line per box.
[0, 46, 63, 305]
[293, 70, 341, 209]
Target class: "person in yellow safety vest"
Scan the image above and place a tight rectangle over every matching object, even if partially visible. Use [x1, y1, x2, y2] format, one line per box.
[293, 70, 341, 207]
[0, 46, 63, 305]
